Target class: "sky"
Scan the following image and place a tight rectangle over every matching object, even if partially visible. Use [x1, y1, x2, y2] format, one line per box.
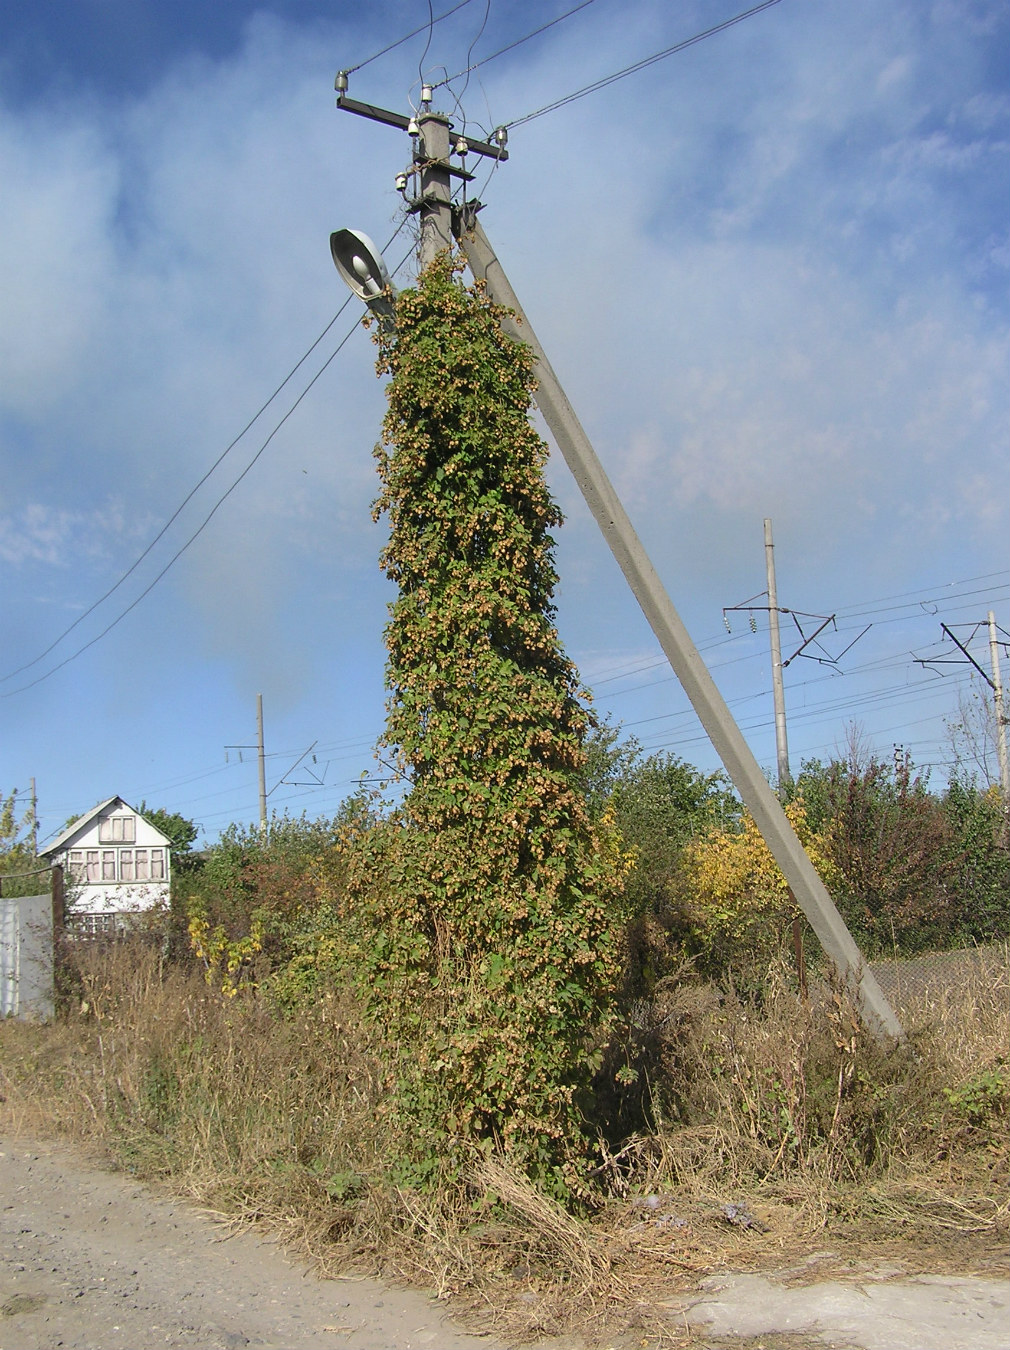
[1, 0, 1007, 849]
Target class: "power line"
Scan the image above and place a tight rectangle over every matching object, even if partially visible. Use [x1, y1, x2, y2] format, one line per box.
[453, 0, 492, 101]
[2, 233, 415, 697]
[417, 0, 437, 84]
[832, 571, 1009, 617]
[437, 0, 596, 88]
[0, 304, 354, 684]
[344, 0, 477, 74]
[583, 579, 1008, 701]
[504, 0, 784, 130]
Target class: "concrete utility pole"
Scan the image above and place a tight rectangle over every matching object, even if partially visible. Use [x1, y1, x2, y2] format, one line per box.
[989, 611, 1010, 809]
[452, 208, 902, 1042]
[333, 72, 506, 268]
[29, 777, 38, 857]
[257, 694, 268, 839]
[764, 519, 790, 796]
[417, 103, 452, 268]
[329, 77, 901, 1041]
[919, 617, 1010, 807]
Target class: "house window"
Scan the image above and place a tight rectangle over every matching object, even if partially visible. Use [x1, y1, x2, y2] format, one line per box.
[102, 850, 116, 881]
[99, 816, 136, 843]
[135, 849, 149, 880]
[120, 850, 134, 882]
[86, 850, 100, 882]
[72, 912, 120, 941]
[69, 850, 86, 882]
[150, 848, 165, 880]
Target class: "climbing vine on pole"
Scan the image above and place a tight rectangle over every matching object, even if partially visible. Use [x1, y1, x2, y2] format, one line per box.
[345, 254, 622, 1195]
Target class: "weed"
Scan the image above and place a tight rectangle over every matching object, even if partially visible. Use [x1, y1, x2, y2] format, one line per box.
[1, 936, 1006, 1346]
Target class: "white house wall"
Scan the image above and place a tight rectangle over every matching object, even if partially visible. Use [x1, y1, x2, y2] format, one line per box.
[47, 801, 171, 916]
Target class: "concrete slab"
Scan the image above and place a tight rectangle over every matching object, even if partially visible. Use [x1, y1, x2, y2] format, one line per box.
[683, 1270, 1009, 1350]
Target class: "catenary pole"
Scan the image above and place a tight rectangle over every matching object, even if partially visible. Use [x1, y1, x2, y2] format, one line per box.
[989, 611, 1010, 811]
[764, 519, 790, 796]
[453, 206, 903, 1042]
[257, 694, 268, 839]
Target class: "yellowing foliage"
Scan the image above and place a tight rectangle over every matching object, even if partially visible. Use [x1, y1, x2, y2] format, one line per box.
[676, 800, 840, 971]
[187, 909, 264, 997]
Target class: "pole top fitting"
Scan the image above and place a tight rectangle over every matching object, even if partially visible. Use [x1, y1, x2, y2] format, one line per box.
[420, 83, 433, 107]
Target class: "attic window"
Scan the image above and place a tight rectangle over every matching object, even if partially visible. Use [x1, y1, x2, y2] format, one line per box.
[99, 815, 136, 843]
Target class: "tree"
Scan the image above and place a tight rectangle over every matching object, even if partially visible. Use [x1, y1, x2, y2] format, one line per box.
[579, 730, 738, 994]
[674, 799, 838, 978]
[183, 808, 359, 994]
[341, 255, 623, 1194]
[609, 747, 738, 916]
[941, 779, 1009, 945]
[137, 803, 199, 871]
[945, 681, 1003, 790]
[791, 753, 958, 953]
[0, 787, 44, 898]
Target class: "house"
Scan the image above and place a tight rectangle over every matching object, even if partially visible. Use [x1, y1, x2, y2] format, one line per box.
[40, 797, 171, 935]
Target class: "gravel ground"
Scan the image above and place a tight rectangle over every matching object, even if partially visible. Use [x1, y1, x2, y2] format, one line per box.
[0, 1139, 509, 1350]
[2, 1137, 1006, 1350]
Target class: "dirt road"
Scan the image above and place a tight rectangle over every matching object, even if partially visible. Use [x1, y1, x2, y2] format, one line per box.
[2, 1137, 1006, 1350]
[0, 1140, 510, 1350]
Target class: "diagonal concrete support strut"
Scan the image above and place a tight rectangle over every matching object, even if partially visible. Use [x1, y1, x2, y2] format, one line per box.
[453, 206, 903, 1042]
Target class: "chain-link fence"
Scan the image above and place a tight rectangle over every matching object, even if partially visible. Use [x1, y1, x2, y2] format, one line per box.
[869, 941, 1009, 1018]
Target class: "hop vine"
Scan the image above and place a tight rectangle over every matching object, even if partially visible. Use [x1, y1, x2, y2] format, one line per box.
[344, 254, 623, 1195]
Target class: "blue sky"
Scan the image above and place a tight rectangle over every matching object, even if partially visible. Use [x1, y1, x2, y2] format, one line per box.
[1, 0, 1007, 847]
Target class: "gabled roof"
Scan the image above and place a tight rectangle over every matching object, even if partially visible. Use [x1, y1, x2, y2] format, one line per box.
[39, 796, 170, 856]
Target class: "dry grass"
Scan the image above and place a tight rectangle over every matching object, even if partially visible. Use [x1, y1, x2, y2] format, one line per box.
[1, 937, 1007, 1347]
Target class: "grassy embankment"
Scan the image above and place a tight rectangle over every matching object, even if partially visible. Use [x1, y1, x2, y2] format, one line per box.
[1, 937, 1006, 1345]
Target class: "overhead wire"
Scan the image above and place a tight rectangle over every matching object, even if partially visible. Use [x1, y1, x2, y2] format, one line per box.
[417, 0, 436, 83]
[504, 0, 784, 130]
[454, 0, 491, 105]
[2, 223, 416, 698]
[583, 576, 1009, 702]
[344, 0, 476, 73]
[0, 305, 354, 684]
[585, 572, 1005, 771]
[436, 0, 596, 88]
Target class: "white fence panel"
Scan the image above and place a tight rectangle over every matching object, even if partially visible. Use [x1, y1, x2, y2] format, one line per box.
[0, 893, 54, 1019]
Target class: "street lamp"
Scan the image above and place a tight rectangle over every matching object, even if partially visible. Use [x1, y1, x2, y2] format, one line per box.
[329, 229, 396, 331]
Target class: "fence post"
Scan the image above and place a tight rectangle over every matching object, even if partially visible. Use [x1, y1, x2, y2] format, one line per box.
[51, 863, 66, 1003]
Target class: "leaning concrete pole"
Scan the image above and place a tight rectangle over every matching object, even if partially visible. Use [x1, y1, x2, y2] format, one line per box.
[454, 208, 903, 1042]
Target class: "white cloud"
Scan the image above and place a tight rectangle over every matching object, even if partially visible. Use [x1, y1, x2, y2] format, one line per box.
[0, 500, 151, 568]
[0, 0, 1006, 830]
[0, 112, 119, 414]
